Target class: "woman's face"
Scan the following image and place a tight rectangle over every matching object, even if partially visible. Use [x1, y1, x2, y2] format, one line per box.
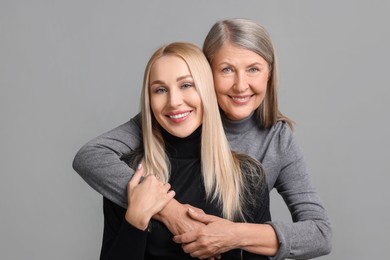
[149, 55, 203, 138]
[211, 43, 270, 121]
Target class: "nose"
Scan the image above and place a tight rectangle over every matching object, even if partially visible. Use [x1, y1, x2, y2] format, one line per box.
[233, 71, 248, 93]
[168, 89, 183, 107]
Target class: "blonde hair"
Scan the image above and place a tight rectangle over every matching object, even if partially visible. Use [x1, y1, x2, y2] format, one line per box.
[203, 18, 294, 129]
[140, 42, 262, 221]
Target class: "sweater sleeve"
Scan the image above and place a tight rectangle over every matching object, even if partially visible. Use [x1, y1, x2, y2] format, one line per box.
[100, 197, 147, 260]
[72, 114, 142, 208]
[268, 125, 332, 260]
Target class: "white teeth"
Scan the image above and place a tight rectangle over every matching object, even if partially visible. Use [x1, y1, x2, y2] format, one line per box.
[169, 112, 190, 119]
[232, 96, 250, 102]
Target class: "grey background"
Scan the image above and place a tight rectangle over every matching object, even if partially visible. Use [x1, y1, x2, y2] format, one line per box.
[1, 0, 389, 259]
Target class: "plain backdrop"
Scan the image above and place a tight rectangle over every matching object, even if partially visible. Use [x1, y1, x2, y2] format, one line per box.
[1, 0, 389, 259]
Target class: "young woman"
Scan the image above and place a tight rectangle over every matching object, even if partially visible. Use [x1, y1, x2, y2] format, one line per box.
[74, 19, 332, 259]
[99, 42, 270, 259]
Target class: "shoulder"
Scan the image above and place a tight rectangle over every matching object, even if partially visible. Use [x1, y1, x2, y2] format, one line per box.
[102, 113, 142, 138]
[269, 120, 296, 149]
[271, 121, 305, 165]
[129, 113, 142, 127]
[271, 120, 294, 137]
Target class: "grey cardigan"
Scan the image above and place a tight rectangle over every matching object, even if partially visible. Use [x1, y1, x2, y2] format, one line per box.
[73, 113, 332, 259]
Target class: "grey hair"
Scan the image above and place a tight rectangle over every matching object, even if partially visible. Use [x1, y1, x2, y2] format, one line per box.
[203, 18, 293, 129]
[203, 18, 274, 70]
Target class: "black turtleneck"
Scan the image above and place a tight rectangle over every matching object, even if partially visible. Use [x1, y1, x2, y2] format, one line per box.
[161, 125, 202, 158]
[100, 126, 270, 260]
[159, 127, 216, 214]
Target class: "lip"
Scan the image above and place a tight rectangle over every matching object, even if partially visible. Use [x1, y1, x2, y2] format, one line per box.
[229, 95, 253, 105]
[166, 110, 192, 123]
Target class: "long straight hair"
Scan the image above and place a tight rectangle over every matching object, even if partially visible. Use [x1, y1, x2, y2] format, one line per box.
[140, 42, 257, 220]
[203, 18, 294, 129]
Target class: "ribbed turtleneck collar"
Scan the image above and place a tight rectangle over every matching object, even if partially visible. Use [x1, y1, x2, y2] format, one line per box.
[220, 111, 259, 135]
[161, 126, 202, 159]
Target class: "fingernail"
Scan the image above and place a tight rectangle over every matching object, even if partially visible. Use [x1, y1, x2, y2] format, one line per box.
[188, 208, 195, 213]
[137, 163, 142, 170]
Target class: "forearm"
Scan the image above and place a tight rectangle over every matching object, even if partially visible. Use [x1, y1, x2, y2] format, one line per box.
[274, 167, 332, 258]
[232, 223, 278, 257]
[153, 198, 180, 223]
[269, 219, 332, 260]
[153, 199, 206, 236]
[73, 115, 142, 207]
[73, 143, 134, 207]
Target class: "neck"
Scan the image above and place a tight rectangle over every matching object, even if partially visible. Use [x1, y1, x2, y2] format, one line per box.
[161, 126, 202, 158]
[221, 111, 260, 135]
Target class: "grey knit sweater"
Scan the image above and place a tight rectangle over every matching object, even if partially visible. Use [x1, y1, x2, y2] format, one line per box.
[73, 113, 332, 259]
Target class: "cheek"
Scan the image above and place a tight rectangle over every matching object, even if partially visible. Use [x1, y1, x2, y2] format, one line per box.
[252, 77, 268, 93]
[213, 77, 230, 95]
[150, 97, 162, 116]
[190, 93, 203, 111]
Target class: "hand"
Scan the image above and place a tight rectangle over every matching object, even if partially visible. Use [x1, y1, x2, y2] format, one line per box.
[153, 200, 206, 235]
[173, 209, 236, 259]
[125, 164, 175, 230]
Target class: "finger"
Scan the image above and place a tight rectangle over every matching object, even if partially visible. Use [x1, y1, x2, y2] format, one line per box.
[182, 242, 198, 254]
[187, 209, 218, 224]
[163, 182, 171, 192]
[187, 247, 210, 259]
[173, 231, 196, 244]
[129, 163, 144, 188]
[162, 191, 175, 209]
[182, 241, 217, 258]
[186, 205, 205, 214]
[167, 190, 176, 200]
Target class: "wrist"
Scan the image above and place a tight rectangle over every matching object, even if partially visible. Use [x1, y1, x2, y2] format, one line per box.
[153, 199, 179, 225]
[125, 210, 150, 231]
[234, 223, 279, 256]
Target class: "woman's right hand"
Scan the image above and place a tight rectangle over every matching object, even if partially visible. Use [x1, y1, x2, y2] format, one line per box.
[125, 164, 175, 230]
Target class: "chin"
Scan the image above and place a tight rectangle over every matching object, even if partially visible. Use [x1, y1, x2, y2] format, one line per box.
[228, 111, 253, 120]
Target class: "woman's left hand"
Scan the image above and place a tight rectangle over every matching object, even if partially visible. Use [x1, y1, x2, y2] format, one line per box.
[173, 209, 237, 259]
[125, 164, 175, 230]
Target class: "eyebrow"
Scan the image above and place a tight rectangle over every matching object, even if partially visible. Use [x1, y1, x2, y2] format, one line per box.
[150, 75, 192, 86]
[177, 75, 192, 81]
[247, 62, 266, 67]
[215, 61, 266, 67]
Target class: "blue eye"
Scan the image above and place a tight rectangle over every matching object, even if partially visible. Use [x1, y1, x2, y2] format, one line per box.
[222, 67, 233, 73]
[154, 87, 167, 94]
[248, 67, 260, 73]
[181, 83, 193, 89]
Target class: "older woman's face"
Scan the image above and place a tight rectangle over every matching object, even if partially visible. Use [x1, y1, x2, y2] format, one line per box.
[211, 43, 269, 121]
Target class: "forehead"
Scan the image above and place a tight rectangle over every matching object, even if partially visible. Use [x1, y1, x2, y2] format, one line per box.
[149, 55, 191, 81]
[212, 43, 267, 65]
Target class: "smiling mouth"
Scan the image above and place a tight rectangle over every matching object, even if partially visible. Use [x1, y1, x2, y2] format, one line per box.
[167, 111, 191, 119]
[230, 95, 253, 103]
